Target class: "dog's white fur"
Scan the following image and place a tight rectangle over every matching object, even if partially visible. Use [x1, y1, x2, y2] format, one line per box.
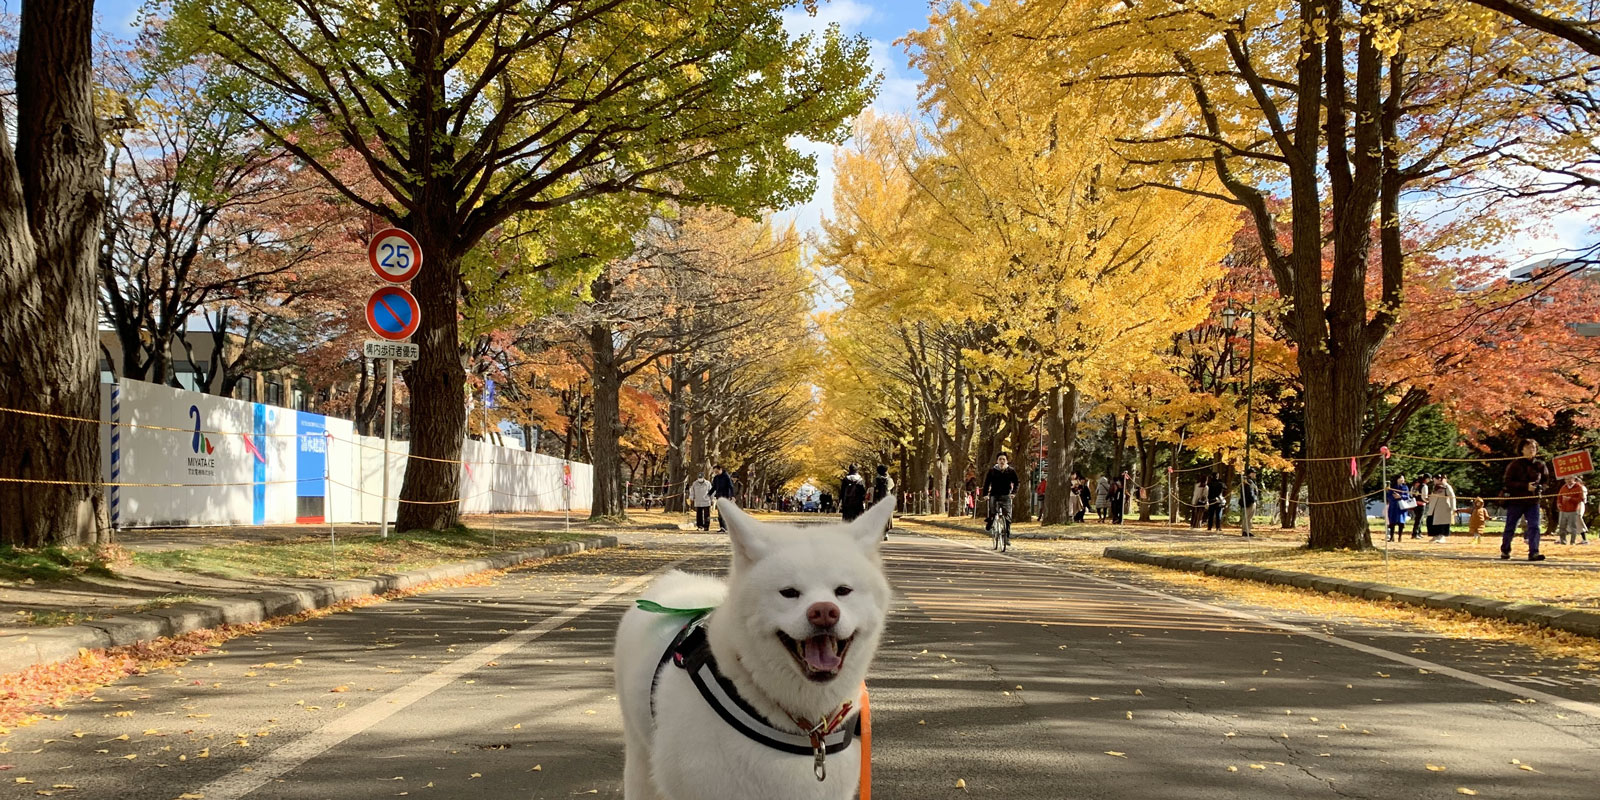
[614, 498, 894, 800]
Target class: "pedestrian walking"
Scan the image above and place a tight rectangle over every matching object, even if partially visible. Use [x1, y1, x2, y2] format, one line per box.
[1385, 475, 1412, 542]
[1240, 468, 1259, 537]
[1067, 472, 1083, 521]
[1205, 472, 1227, 531]
[689, 474, 714, 531]
[1109, 477, 1126, 525]
[840, 464, 868, 522]
[1557, 474, 1589, 545]
[711, 464, 736, 531]
[873, 464, 896, 534]
[1426, 474, 1457, 543]
[1094, 475, 1110, 522]
[1409, 475, 1430, 540]
[1468, 498, 1490, 544]
[1190, 479, 1207, 529]
[1073, 473, 1091, 523]
[1121, 470, 1135, 518]
[1501, 438, 1551, 561]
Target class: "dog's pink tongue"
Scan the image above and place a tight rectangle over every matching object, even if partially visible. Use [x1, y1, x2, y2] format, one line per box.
[802, 635, 841, 672]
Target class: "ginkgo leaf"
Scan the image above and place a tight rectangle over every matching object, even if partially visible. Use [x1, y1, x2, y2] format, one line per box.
[1104, 751, 1126, 758]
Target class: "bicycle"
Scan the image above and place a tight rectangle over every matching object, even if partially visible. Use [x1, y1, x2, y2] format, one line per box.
[986, 495, 1013, 552]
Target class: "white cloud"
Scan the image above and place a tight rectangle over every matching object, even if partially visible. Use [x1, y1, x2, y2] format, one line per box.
[781, 0, 879, 38]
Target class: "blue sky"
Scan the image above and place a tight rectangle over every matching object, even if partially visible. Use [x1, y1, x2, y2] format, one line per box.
[93, 1, 1588, 263]
[94, 0, 931, 240]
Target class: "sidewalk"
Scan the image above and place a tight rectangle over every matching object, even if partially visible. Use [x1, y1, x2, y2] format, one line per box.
[907, 514, 1600, 613]
[0, 510, 689, 634]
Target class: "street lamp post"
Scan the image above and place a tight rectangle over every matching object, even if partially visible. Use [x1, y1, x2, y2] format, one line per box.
[1221, 301, 1258, 534]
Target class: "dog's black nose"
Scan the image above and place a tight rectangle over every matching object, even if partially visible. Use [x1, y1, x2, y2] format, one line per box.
[807, 602, 840, 629]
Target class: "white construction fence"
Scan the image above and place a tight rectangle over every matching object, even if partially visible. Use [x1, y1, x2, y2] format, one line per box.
[99, 381, 591, 528]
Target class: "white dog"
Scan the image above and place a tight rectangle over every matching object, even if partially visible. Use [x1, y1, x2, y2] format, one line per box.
[614, 497, 894, 800]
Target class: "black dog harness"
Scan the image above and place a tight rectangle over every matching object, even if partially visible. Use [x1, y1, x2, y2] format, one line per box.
[650, 616, 859, 781]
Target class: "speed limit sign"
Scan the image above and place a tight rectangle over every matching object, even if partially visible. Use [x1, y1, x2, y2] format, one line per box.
[368, 228, 423, 283]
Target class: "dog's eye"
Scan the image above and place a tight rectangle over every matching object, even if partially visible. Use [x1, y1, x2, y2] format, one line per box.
[834, 586, 853, 597]
[779, 587, 801, 599]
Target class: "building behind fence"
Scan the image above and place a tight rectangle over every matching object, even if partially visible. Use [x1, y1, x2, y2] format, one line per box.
[100, 381, 592, 529]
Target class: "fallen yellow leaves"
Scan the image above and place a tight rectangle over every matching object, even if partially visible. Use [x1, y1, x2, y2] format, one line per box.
[1426, 764, 1447, 772]
[0, 571, 497, 737]
[1104, 751, 1127, 758]
[1456, 789, 1478, 796]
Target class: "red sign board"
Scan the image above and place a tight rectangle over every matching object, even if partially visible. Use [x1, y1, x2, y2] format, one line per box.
[368, 228, 423, 283]
[1553, 450, 1593, 479]
[366, 286, 422, 341]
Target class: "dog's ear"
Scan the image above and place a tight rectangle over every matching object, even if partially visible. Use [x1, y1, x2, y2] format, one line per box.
[848, 497, 895, 551]
[718, 499, 776, 566]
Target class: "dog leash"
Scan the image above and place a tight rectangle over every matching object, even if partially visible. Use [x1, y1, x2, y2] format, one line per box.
[859, 687, 872, 799]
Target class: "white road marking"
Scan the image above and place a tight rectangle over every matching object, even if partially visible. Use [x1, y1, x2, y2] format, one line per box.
[920, 530, 1600, 720]
[191, 556, 695, 800]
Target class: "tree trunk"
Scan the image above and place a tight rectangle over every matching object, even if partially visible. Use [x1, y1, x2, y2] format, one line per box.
[1108, 414, 1127, 480]
[1301, 350, 1372, 549]
[394, 245, 465, 531]
[1008, 406, 1033, 524]
[1132, 415, 1156, 522]
[1041, 384, 1079, 525]
[0, 0, 107, 546]
[664, 354, 687, 511]
[1280, 469, 1302, 529]
[688, 367, 708, 481]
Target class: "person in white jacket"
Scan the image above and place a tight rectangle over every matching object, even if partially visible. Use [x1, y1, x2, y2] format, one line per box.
[1426, 475, 1457, 543]
[688, 476, 714, 531]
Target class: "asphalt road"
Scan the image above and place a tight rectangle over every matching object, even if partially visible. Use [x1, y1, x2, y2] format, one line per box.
[1, 528, 1597, 799]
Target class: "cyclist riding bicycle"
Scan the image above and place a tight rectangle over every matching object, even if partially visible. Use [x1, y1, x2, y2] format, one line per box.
[983, 453, 1021, 551]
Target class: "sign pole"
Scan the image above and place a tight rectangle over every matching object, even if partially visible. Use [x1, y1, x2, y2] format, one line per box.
[382, 356, 394, 539]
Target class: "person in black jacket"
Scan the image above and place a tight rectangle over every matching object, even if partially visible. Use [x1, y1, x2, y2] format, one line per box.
[1205, 472, 1227, 531]
[710, 464, 736, 532]
[1502, 439, 1551, 561]
[983, 453, 1021, 548]
[840, 465, 868, 522]
[872, 465, 895, 534]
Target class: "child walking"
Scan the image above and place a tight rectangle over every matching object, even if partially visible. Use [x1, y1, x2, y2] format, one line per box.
[1557, 475, 1589, 545]
[1468, 498, 1490, 544]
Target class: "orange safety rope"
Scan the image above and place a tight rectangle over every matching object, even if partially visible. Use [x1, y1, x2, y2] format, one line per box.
[0, 404, 302, 437]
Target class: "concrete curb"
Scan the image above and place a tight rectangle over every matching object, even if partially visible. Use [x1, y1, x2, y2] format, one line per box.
[1102, 546, 1600, 639]
[0, 535, 618, 676]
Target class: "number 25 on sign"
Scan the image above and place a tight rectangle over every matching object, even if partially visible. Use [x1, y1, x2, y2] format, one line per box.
[368, 228, 422, 283]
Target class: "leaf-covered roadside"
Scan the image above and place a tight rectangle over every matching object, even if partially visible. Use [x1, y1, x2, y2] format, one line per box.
[0, 570, 501, 736]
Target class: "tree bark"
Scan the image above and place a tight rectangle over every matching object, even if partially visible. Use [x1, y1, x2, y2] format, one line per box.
[0, 0, 107, 546]
[1301, 350, 1373, 548]
[393, 243, 465, 531]
[1280, 469, 1302, 529]
[1040, 384, 1079, 525]
[1008, 402, 1034, 523]
[663, 354, 687, 512]
[588, 319, 627, 519]
[1132, 414, 1156, 522]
